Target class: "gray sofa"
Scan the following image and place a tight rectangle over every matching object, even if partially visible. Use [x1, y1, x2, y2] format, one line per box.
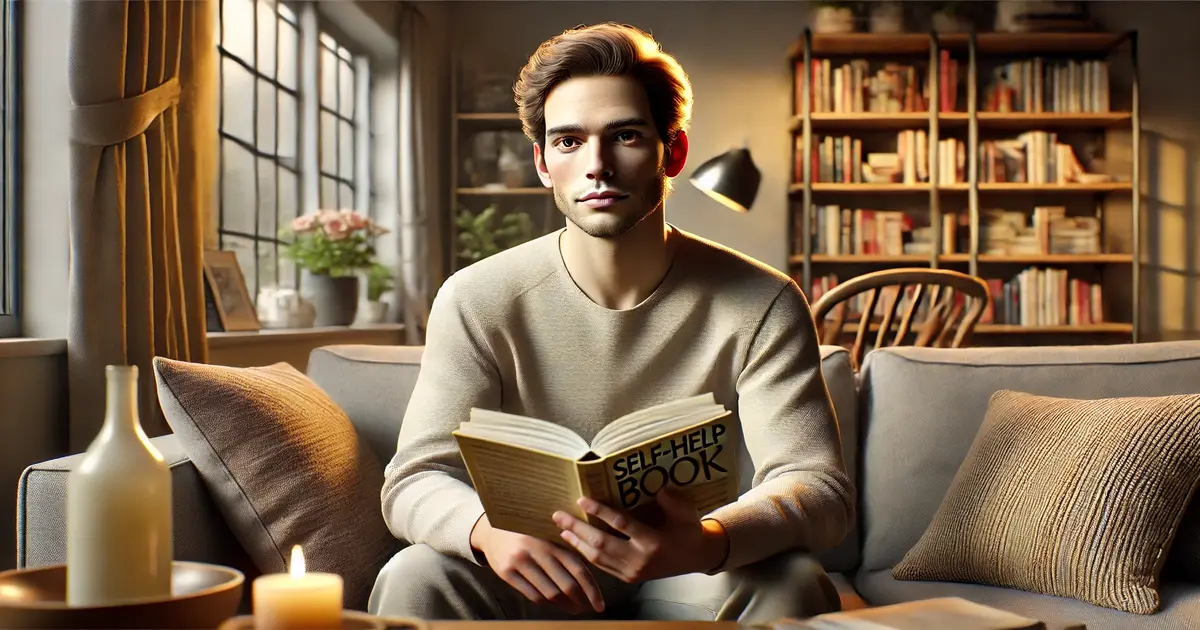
[16, 341, 1200, 628]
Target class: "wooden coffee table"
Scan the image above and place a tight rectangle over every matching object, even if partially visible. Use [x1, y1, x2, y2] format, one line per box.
[429, 624, 738, 629]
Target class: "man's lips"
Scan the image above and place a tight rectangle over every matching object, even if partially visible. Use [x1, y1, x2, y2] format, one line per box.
[577, 191, 629, 209]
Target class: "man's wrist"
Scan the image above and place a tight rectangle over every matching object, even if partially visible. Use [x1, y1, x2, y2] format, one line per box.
[699, 518, 730, 573]
[469, 514, 491, 556]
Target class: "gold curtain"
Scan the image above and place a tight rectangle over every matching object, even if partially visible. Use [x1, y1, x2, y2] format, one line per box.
[66, 0, 217, 451]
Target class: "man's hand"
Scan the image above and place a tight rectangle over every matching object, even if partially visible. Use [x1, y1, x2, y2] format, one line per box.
[470, 515, 605, 615]
[552, 489, 729, 583]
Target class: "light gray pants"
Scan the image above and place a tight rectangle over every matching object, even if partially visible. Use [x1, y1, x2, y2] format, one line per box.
[368, 544, 840, 624]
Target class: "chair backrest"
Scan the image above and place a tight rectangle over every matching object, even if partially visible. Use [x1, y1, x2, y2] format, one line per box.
[810, 268, 991, 370]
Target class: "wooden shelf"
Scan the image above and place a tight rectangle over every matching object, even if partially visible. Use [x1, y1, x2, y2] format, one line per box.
[977, 182, 1132, 193]
[800, 254, 930, 265]
[801, 112, 932, 131]
[456, 187, 549, 195]
[791, 33, 932, 58]
[792, 183, 931, 194]
[939, 32, 1132, 55]
[976, 112, 1132, 129]
[456, 112, 520, 122]
[976, 254, 1133, 264]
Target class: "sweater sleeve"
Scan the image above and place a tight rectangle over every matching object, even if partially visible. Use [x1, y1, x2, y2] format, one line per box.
[704, 279, 855, 572]
[380, 274, 499, 565]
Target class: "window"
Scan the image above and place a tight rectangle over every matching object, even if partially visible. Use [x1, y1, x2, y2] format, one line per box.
[0, 0, 17, 337]
[217, 0, 372, 303]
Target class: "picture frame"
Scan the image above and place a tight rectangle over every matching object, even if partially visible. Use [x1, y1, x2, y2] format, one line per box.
[203, 250, 261, 332]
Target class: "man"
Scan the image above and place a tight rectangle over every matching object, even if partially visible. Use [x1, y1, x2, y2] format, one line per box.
[370, 22, 853, 624]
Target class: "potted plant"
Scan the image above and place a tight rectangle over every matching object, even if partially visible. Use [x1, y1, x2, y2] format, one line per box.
[456, 204, 534, 264]
[812, 1, 861, 34]
[361, 262, 394, 324]
[281, 208, 388, 327]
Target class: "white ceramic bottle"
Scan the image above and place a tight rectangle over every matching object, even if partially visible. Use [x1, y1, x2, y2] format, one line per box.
[66, 364, 173, 606]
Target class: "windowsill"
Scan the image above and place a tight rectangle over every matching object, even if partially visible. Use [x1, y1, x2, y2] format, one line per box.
[0, 337, 67, 359]
[206, 323, 406, 348]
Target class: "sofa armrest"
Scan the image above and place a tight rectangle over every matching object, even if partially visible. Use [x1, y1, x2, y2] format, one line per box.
[16, 433, 258, 578]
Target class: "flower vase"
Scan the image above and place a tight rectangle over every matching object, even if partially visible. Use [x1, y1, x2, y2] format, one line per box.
[307, 273, 359, 327]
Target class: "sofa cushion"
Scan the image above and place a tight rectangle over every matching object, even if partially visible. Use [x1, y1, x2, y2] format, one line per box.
[891, 389, 1200, 614]
[856, 569, 1200, 630]
[813, 345, 859, 573]
[856, 341, 1200, 576]
[152, 358, 400, 611]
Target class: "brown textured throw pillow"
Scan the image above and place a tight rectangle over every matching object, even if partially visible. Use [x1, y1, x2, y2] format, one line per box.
[152, 358, 398, 611]
[892, 389, 1200, 615]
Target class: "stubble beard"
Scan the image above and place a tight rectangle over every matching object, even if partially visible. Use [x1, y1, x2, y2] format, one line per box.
[554, 166, 669, 239]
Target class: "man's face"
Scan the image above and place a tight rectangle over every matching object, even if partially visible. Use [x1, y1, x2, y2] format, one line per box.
[533, 75, 687, 239]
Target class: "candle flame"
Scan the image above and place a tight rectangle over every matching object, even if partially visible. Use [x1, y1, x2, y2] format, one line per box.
[290, 545, 306, 578]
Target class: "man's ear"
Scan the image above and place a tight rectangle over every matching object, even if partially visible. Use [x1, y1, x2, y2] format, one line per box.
[663, 130, 689, 178]
[533, 142, 553, 188]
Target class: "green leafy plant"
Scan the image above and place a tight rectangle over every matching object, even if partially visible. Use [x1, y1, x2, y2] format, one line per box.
[280, 209, 389, 277]
[366, 262, 394, 302]
[456, 205, 534, 264]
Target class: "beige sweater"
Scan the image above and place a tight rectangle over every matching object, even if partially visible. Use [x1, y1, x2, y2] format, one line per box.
[381, 226, 853, 572]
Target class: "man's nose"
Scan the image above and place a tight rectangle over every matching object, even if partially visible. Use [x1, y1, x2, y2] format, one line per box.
[584, 141, 613, 181]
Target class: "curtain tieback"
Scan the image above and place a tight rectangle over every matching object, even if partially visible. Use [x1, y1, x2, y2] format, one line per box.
[69, 77, 181, 147]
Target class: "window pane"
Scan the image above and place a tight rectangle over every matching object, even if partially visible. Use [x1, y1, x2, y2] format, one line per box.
[320, 176, 337, 209]
[278, 21, 298, 89]
[278, 91, 297, 160]
[221, 139, 256, 235]
[256, 79, 275, 152]
[339, 184, 353, 211]
[258, 242, 279, 292]
[255, 0, 277, 79]
[221, 58, 254, 144]
[339, 59, 355, 119]
[278, 166, 298, 224]
[220, 0, 255, 61]
[320, 45, 338, 108]
[339, 119, 353, 177]
[320, 111, 336, 174]
[257, 157, 277, 240]
[220, 233, 259, 306]
[278, 250, 297, 290]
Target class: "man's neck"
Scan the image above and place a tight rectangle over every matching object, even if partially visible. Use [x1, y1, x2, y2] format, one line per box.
[560, 210, 677, 311]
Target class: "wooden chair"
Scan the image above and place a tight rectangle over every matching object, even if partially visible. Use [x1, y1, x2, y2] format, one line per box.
[810, 268, 992, 371]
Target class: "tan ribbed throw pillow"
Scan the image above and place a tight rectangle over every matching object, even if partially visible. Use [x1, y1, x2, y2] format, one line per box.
[152, 358, 399, 612]
[892, 389, 1200, 615]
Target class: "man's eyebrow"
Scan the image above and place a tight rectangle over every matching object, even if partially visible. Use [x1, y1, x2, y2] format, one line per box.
[545, 117, 651, 137]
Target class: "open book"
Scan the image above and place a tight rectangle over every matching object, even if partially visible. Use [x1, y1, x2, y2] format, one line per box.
[453, 393, 740, 542]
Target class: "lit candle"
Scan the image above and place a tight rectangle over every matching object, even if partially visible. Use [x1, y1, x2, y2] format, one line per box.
[252, 545, 343, 629]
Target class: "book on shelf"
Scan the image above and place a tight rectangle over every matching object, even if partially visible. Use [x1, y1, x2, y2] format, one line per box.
[982, 57, 1109, 113]
[797, 130, 936, 184]
[980, 207, 1101, 255]
[795, 52, 960, 114]
[980, 131, 1105, 185]
[983, 267, 1105, 327]
[453, 393, 740, 542]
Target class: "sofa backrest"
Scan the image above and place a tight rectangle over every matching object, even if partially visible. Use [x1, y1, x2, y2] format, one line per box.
[855, 340, 1200, 573]
[305, 342, 863, 571]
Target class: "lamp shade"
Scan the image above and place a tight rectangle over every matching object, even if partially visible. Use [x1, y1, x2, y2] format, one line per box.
[689, 147, 761, 213]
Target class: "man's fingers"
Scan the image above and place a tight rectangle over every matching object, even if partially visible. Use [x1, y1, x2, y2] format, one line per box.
[554, 512, 623, 566]
[538, 553, 593, 613]
[514, 561, 568, 608]
[501, 569, 546, 605]
[555, 549, 606, 612]
[561, 530, 628, 582]
[578, 497, 650, 539]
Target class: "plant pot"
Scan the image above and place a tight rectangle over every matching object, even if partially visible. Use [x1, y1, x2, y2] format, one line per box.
[306, 273, 359, 327]
[869, 2, 905, 33]
[359, 300, 389, 325]
[812, 6, 856, 33]
[932, 11, 972, 33]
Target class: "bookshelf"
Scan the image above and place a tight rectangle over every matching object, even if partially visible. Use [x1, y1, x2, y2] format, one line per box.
[788, 30, 1140, 343]
[448, 51, 560, 274]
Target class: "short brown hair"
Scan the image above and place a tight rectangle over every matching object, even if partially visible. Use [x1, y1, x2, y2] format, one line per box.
[514, 23, 693, 151]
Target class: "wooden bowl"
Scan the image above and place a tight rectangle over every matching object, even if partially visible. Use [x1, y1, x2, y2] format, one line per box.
[0, 561, 244, 629]
[217, 610, 428, 630]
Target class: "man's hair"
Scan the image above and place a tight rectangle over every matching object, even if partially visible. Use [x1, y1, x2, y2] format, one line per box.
[514, 23, 693, 152]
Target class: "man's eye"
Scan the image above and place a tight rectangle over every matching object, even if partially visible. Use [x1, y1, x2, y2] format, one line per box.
[616, 131, 639, 142]
[558, 138, 579, 149]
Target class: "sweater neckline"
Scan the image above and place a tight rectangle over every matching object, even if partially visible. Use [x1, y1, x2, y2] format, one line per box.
[552, 224, 687, 314]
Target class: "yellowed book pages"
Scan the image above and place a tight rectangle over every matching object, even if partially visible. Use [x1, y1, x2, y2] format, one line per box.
[764, 597, 1083, 630]
[453, 393, 740, 543]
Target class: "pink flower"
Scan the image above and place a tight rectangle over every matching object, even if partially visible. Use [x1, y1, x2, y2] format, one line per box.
[291, 215, 317, 233]
[324, 218, 351, 240]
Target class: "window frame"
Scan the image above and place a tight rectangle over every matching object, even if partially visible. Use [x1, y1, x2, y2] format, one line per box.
[216, 0, 375, 305]
[0, 0, 19, 338]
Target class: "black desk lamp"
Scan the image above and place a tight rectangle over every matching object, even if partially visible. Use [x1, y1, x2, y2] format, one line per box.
[688, 147, 761, 213]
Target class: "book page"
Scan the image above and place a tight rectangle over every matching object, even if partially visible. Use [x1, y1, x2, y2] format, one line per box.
[596, 412, 740, 514]
[457, 408, 591, 460]
[590, 393, 727, 457]
[453, 432, 587, 542]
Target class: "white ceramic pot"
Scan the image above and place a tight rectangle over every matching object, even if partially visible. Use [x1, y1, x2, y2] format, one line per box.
[813, 6, 856, 33]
